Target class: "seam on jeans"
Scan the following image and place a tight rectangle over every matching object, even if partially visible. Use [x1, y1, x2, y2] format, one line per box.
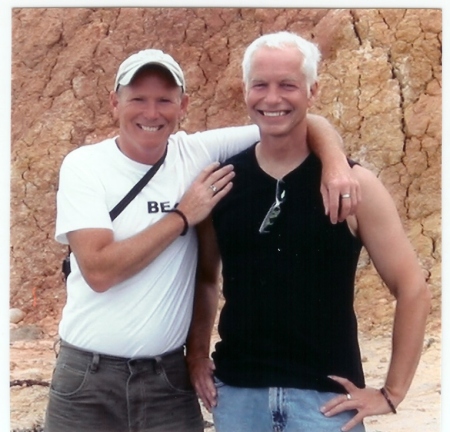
[49, 360, 90, 397]
[271, 387, 287, 432]
[157, 366, 196, 395]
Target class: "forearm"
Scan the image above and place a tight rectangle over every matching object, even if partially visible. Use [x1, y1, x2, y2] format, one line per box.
[306, 113, 360, 223]
[383, 280, 431, 405]
[306, 113, 346, 165]
[74, 163, 234, 292]
[187, 217, 222, 361]
[186, 280, 220, 361]
[73, 212, 186, 292]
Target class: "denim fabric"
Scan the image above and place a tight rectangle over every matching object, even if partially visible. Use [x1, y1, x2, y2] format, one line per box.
[212, 377, 365, 432]
[44, 341, 203, 432]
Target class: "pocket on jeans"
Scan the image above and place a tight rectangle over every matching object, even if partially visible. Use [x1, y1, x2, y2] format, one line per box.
[159, 358, 195, 394]
[49, 355, 90, 396]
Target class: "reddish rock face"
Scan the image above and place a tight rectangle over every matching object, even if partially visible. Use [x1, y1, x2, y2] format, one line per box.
[10, 8, 441, 331]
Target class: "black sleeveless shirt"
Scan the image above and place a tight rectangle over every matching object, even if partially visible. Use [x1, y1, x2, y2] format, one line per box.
[211, 145, 365, 393]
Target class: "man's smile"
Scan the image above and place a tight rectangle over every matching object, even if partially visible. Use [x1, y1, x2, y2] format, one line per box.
[258, 110, 290, 117]
[138, 124, 163, 132]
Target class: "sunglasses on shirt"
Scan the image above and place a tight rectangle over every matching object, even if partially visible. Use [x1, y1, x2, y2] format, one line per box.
[259, 179, 286, 234]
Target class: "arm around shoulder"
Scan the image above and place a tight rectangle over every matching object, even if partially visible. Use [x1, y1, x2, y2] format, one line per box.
[196, 124, 260, 163]
[306, 113, 361, 223]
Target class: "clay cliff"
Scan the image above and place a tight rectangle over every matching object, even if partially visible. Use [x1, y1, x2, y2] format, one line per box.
[10, 8, 441, 333]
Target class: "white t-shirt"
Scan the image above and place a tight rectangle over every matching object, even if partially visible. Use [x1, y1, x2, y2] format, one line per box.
[55, 126, 259, 357]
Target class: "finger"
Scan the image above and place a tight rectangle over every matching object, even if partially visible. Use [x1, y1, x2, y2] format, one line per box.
[341, 412, 365, 432]
[327, 375, 360, 404]
[320, 184, 330, 217]
[345, 177, 362, 218]
[197, 390, 213, 412]
[196, 162, 222, 183]
[206, 381, 218, 409]
[354, 181, 362, 206]
[203, 378, 218, 411]
[195, 379, 216, 411]
[200, 392, 214, 412]
[327, 186, 340, 224]
[327, 375, 357, 392]
[348, 185, 358, 216]
[192, 162, 224, 188]
[347, 182, 359, 216]
[207, 164, 234, 184]
[210, 182, 233, 205]
[192, 361, 217, 409]
[351, 166, 363, 204]
[201, 369, 217, 399]
[338, 194, 352, 222]
[320, 393, 347, 413]
[209, 170, 235, 194]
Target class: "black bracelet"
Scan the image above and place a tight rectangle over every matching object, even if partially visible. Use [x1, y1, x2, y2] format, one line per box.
[380, 387, 397, 414]
[169, 209, 189, 236]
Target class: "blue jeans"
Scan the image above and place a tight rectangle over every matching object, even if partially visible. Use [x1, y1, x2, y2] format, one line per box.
[44, 340, 203, 432]
[212, 378, 365, 432]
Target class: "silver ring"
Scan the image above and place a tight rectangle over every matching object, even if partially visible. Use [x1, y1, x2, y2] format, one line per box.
[210, 184, 218, 194]
[341, 193, 351, 199]
[346, 393, 352, 400]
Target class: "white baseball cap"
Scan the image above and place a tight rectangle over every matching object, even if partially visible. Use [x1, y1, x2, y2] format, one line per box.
[114, 49, 185, 92]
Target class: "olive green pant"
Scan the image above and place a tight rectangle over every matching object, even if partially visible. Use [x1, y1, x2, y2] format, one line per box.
[44, 341, 203, 432]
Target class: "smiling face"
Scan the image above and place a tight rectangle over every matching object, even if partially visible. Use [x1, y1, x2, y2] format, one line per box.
[110, 66, 188, 164]
[244, 46, 317, 140]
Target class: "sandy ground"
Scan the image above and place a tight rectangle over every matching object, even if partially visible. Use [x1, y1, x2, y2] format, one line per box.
[10, 320, 441, 432]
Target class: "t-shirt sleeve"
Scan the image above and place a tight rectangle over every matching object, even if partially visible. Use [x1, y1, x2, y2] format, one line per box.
[188, 125, 260, 163]
[55, 150, 113, 244]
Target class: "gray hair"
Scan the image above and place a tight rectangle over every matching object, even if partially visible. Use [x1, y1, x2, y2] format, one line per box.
[242, 31, 321, 93]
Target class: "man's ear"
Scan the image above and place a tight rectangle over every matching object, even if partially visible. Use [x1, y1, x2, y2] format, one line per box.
[180, 93, 189, 117]
[242, 82, 248, 104]
[110, 91, 119, 120]
[308, 82, 319, 107]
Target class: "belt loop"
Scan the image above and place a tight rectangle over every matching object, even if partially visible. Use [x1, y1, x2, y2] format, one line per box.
[154, 356, 163, 374]
[90, 353, 100, 373]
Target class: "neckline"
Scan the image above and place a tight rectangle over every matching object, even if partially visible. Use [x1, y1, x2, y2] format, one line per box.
[110, 136, 170, 172]
[251, 143, 315, 181]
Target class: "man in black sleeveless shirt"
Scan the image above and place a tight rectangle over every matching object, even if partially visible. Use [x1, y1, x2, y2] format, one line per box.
[187, 32, 430, 432]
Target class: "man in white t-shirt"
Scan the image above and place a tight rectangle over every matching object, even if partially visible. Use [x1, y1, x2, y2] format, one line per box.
[44, 48, 361, 432]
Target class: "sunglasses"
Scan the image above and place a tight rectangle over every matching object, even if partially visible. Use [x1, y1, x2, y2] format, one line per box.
[259, 179, 286, 234]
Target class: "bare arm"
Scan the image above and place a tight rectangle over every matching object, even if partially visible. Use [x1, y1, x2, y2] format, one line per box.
[306, 113, 361, 224]
[68, 162, 233, 292]
[321, 165, 431, 431]
[186, 216, 222, 411]
[351, 166, 430, 403]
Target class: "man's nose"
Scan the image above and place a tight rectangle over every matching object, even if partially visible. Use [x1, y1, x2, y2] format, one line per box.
[264, 85, 282, 104]
[143, 101, 158, 118]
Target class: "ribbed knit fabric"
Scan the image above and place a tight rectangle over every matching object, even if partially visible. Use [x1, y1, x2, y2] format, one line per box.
[212, 145, 364, 393]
